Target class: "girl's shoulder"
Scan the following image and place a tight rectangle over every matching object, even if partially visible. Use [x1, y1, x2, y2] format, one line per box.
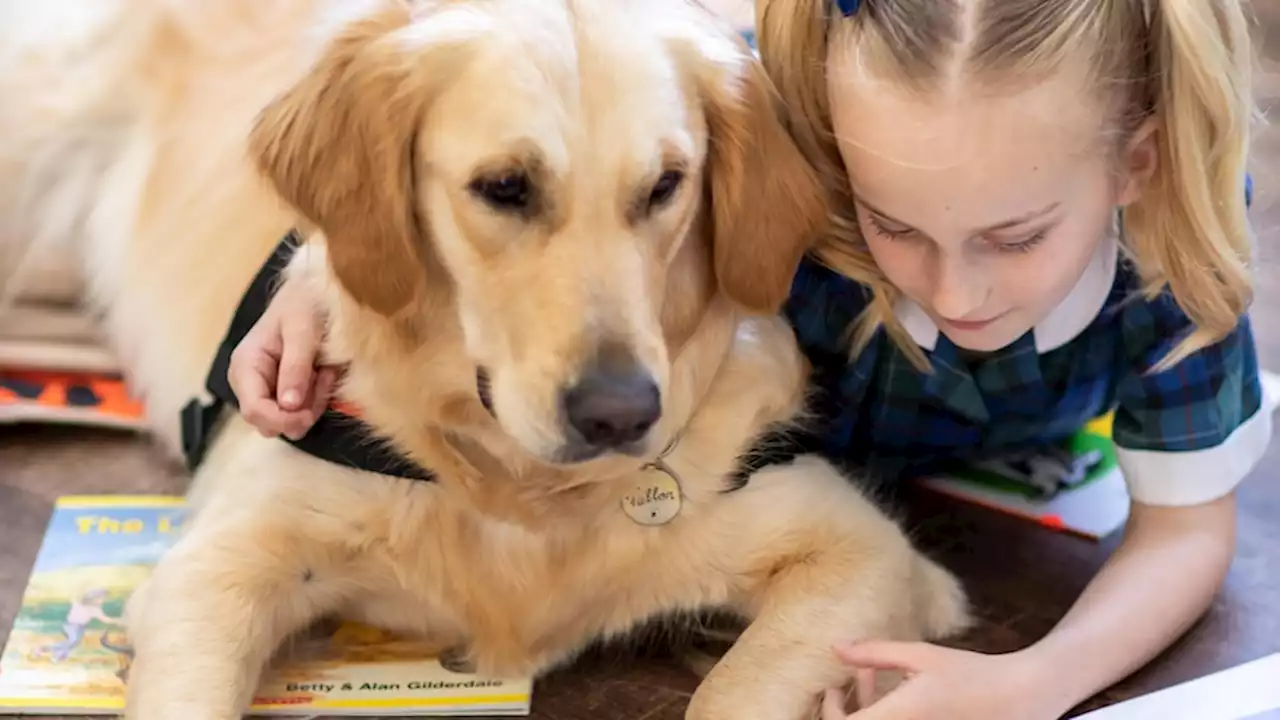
[1098, 252, 1268, 507]
[783, 257, 875, 360]
[1100, 250, 1255, 366]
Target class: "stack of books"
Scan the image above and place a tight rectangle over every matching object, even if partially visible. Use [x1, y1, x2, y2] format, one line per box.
[0, 248, 144, 430]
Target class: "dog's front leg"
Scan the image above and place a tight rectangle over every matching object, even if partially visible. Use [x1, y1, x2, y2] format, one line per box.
[123, 521, 339, 720]
[685, 457, 969, 720]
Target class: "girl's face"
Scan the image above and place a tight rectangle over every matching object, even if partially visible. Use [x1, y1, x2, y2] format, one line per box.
[828, 63, 1154, 352]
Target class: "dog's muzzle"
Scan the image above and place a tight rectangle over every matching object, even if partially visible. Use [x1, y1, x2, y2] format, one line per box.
[557, 344, 661, 460]
[475, 343, 662, 464]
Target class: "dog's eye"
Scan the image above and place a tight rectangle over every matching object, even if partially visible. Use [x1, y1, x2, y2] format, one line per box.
[648, 169, 684, 210]
[469, 172, 533, 212]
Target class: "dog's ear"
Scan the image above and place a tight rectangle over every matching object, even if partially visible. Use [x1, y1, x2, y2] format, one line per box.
[690, 37, 830, 315]
[249, 5, 482, 315]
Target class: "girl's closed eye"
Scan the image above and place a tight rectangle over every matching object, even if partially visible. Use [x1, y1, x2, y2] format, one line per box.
[867, 214, 917, 240]
[866, 210, 1053, 255]
[987, 227, 1050, 254]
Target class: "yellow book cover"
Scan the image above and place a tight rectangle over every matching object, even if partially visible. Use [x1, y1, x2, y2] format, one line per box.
[0, 495, 533, 716]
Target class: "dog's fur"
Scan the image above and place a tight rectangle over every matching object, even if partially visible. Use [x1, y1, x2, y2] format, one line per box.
[0, 0, 970, 717]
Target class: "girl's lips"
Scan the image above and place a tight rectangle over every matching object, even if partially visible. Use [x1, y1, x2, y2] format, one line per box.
[941, 313, 1004, 332]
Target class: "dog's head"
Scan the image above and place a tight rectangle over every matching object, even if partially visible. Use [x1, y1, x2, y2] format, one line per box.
[250, 0, 826, 465]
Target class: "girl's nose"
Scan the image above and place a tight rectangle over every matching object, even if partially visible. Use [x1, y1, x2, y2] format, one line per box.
[929, 254, 991, 322]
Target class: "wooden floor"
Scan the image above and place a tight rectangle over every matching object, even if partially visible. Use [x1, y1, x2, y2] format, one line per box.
[1, 4, 1277, 719]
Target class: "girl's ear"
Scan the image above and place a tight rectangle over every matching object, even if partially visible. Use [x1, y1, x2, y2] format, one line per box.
[1117, 119, 1159, 208]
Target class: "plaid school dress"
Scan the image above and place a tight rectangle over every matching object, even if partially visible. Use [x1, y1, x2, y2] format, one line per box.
[784, 221, 1271, 507]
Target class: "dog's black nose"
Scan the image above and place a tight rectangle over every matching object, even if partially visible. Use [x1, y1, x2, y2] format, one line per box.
[563, 349, 660, 450]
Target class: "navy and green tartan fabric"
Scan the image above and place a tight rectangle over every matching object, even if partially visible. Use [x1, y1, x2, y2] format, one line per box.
[783, 254, 1264, 485]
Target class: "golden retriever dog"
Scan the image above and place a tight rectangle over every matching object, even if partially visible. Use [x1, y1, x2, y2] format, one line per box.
[1, 0, 970, 717]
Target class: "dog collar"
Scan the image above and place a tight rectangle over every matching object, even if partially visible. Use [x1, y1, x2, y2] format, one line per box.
[180, 231, 435, 482]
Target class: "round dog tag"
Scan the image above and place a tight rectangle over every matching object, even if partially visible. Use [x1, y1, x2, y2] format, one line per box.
[621, 463, 683, 526]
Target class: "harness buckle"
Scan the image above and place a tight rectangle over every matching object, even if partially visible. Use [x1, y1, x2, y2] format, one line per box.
[180, 397, 221, 472]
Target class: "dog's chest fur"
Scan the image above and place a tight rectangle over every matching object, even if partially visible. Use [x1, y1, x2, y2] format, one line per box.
[189, 314, 808, 677]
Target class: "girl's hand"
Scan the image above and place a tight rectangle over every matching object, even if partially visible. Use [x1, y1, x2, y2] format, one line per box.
[227, 278, 339, 440]
[822, 641, 1060, 720]
[822, 496, 1240, 720]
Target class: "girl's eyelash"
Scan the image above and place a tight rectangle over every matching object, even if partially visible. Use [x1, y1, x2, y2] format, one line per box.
[868, 216, 913, 239]
[994, 229, 1048, 254]
[866, 213, 1049, 254]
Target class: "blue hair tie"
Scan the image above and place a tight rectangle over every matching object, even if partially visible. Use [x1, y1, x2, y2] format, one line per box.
[835, 0, 860, 16]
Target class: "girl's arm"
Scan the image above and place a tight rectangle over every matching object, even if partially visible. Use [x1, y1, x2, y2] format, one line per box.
[826, 494, 1238, 720]
[1025, 493, 1237, 714]
[831, 310, 1267, 720]
[1024, 298, 1270, 712]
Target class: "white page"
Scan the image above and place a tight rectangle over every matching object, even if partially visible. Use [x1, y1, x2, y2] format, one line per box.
[1074, 653, 1280, 720]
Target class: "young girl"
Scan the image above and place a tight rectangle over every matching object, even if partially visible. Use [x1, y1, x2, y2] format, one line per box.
[226, 0, 1270, 717]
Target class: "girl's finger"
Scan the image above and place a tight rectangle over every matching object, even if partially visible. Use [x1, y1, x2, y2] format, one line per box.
[281, 368, 339, 440]
[242, 400, 292, 438]
[313, 365, 340, 407]
[855, 668, 878, 709]
[276, 309, 322, 410]
[821, 687, 849, 720]
[228, 347, 275, 405]
[277, 346, 317, 411]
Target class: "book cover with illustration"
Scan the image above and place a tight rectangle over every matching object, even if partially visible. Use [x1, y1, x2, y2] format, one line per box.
[0, 496, 534, 716]
[920, 370, 1280, 540]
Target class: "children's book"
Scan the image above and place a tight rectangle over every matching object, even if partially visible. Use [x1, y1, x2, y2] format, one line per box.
[0, 496, 534, 716]
[918, 369, 1280, 540]
[916, 413, 1131, 540]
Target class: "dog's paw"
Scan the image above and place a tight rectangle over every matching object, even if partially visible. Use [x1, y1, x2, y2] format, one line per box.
[686, 684, 820, 720]
[912, 554, 971, 640]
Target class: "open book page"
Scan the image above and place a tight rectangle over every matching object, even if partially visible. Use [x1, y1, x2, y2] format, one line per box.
[1074, 653, 1280, 720]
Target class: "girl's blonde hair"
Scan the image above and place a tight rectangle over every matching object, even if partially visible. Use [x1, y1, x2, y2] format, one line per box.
[757, 0, 1257, 370]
